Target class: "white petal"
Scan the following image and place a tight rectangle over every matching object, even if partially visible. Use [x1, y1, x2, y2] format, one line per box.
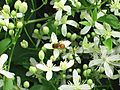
[80, 26, 91, 35]
[95, 22, 104, 30]
[104, 61, 113, 78]
[59, 85, 74, 90]
[17, 13, 23, 18]
[0, 54, 8, 69]
[89, 59, 103, 67]
[63, 5, 71, 15]
[26, 71, 33, 76]
[61, 0, 67, 4]
[112, 31, 120, 38]
[36, 64, 48, 71]
[46, 71, 52, 81]
[73, 69, 80, 86]
[108, 55, 120, 62]
[3, 19, 9, 31]
[0, 70, 14, 78]
[52, 66, 61, 71]
[97, 10, 107, 19]
[44, 43, 53, 49]
[80, 84, 91, 90]
[66, 20, 78, 28]
[53, 49, 60, 58]
[55, 10, 62, 21]
[62, 24, 67, 36]
[47, 60, 53, 67]
[100, 46, 107, 57]
[17, 76, 21, 86]
[60, 40, 71, 47]
[51, 32, 58, 43]
[30, 57, 37, 66]
[67, 60, 74, 68]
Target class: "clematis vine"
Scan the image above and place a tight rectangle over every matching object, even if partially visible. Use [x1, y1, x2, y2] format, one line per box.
[59, 69, 91, 90]
[36, 60, 61, 81]
[89, 46, 120, 78]
[0, 54, 15, 78]
[44, 32, 71, 59]
[53, 0, 71, 21]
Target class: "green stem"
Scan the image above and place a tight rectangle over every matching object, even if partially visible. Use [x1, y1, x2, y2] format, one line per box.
[24, 27, 36, 47]
[5, 0, 8, 4]
[25, 16, 52, 25]
[31, 0, 35, 9]
[108, 78, 114, 90]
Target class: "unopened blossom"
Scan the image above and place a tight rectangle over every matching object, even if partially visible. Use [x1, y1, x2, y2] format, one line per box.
[44, 32, 71, 59]
[36, 60, 61, 80]
[59, 69, 91, 90]
[0, 54, 15, 78]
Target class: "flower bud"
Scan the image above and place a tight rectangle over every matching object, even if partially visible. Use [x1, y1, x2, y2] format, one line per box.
[50, 55, 56, 61]
[11, 10, 17, 17]
[23, 81, 29, 88]
[34, 29, 39, 34]
[62, 74, 66, 78]
[87, 79, 93, 85]
[9, 30, 14, 36]
[20, 40, 28, 48]
[36, 23, 41, 28]
[68, 54, 73, 60]
[83, 64, 88, 70]
[0, 19, 5, 26]
[3, 5, 10, 14]
[43, 26, 49, 34]
[66, 32, 71, 38]
[19, 2, 28, 13]
[29, 66, 37, 74]
[87, 34, 90, 38]
[17, 21, 23, 28]
[77, 68, 81, 73]
[8, 23, 15, 29]
[41, 46, 46, 52]
[68, 69, 72, 72]
[38, 50, 45, 61]
[98, 67, 104, 73]
[70, 33, 77, 41]
[14, 0, 22, 10]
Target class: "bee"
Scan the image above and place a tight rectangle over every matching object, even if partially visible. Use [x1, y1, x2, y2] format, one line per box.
[52, 42, 65, 49]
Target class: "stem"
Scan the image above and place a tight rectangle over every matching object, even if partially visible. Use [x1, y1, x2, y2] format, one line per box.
[5, 0, 8, 4]
[25, 16, 52, 25]
[108, 78, 114, 90]
[24, 27, 36, 47]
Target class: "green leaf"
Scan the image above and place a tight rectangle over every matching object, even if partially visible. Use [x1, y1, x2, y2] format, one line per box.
[98, 14, 120, 29]
[103, 38, 112, 51]
[0, 38, 11, 54]
[3, 78, 13, 90]
[92, 8, 97, 21]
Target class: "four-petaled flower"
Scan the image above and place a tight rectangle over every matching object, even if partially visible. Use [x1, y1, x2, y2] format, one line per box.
[36, 60, 61, 81]
[44, 32, 71, 59]
[59, 69, 91, 90]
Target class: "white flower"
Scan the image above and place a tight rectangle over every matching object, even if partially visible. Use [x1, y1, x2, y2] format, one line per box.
[53, 0, 71, 20]
[59, 15, 78, 36]
[94, 22, 120, 39]
[110, 0, 120, 16]
[36, 60, 61, 81]
[59, 69, 91, 90]
[44, 32, 71, 58]
[89, 46, 120, 78]
[0, 54, 15, 78]
[60, 60, 74, 70]
[80, 10, 107, 35]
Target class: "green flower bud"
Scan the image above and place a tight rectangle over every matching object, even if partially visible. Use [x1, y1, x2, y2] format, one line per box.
[71, 33, 77, 41]
[86, 69, 91, 74]
[23, 81, 29, 88]
[66, 32, 71, 38]
[3, 5, 10, 14]
[50, 55, 56, 61]
[36, 23, 41, 28]
[98, 67, 104, 73]
[17, 21, 23, 28]
[68, 54, 73, 60]
[20, 40, 28, 48]
[83, 64, 88, 70]
[8, 23, 15, 29]
[87, 79, 93, 85]
[41, 46, 46, 52]
[14, 0, 22, 10]
[9, 30, 14, 36]
[87, 34, 90, 38]
[29, 66, 37, 74]
[83, 70, 88, 77]
[91, 32, 96, 37]
[54, 21, 59, 26]
[19, 2, 28, 13]
[77, 68, 81, 73]
[62, 74, 66, 78]
[38, 50, 45, 61]
[34, 29, 39, 34]
[43, 26, 49, 34]
[68, 69, 72, 72]
[11, 10, 17, 17]
[0, 19, 5, 26]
